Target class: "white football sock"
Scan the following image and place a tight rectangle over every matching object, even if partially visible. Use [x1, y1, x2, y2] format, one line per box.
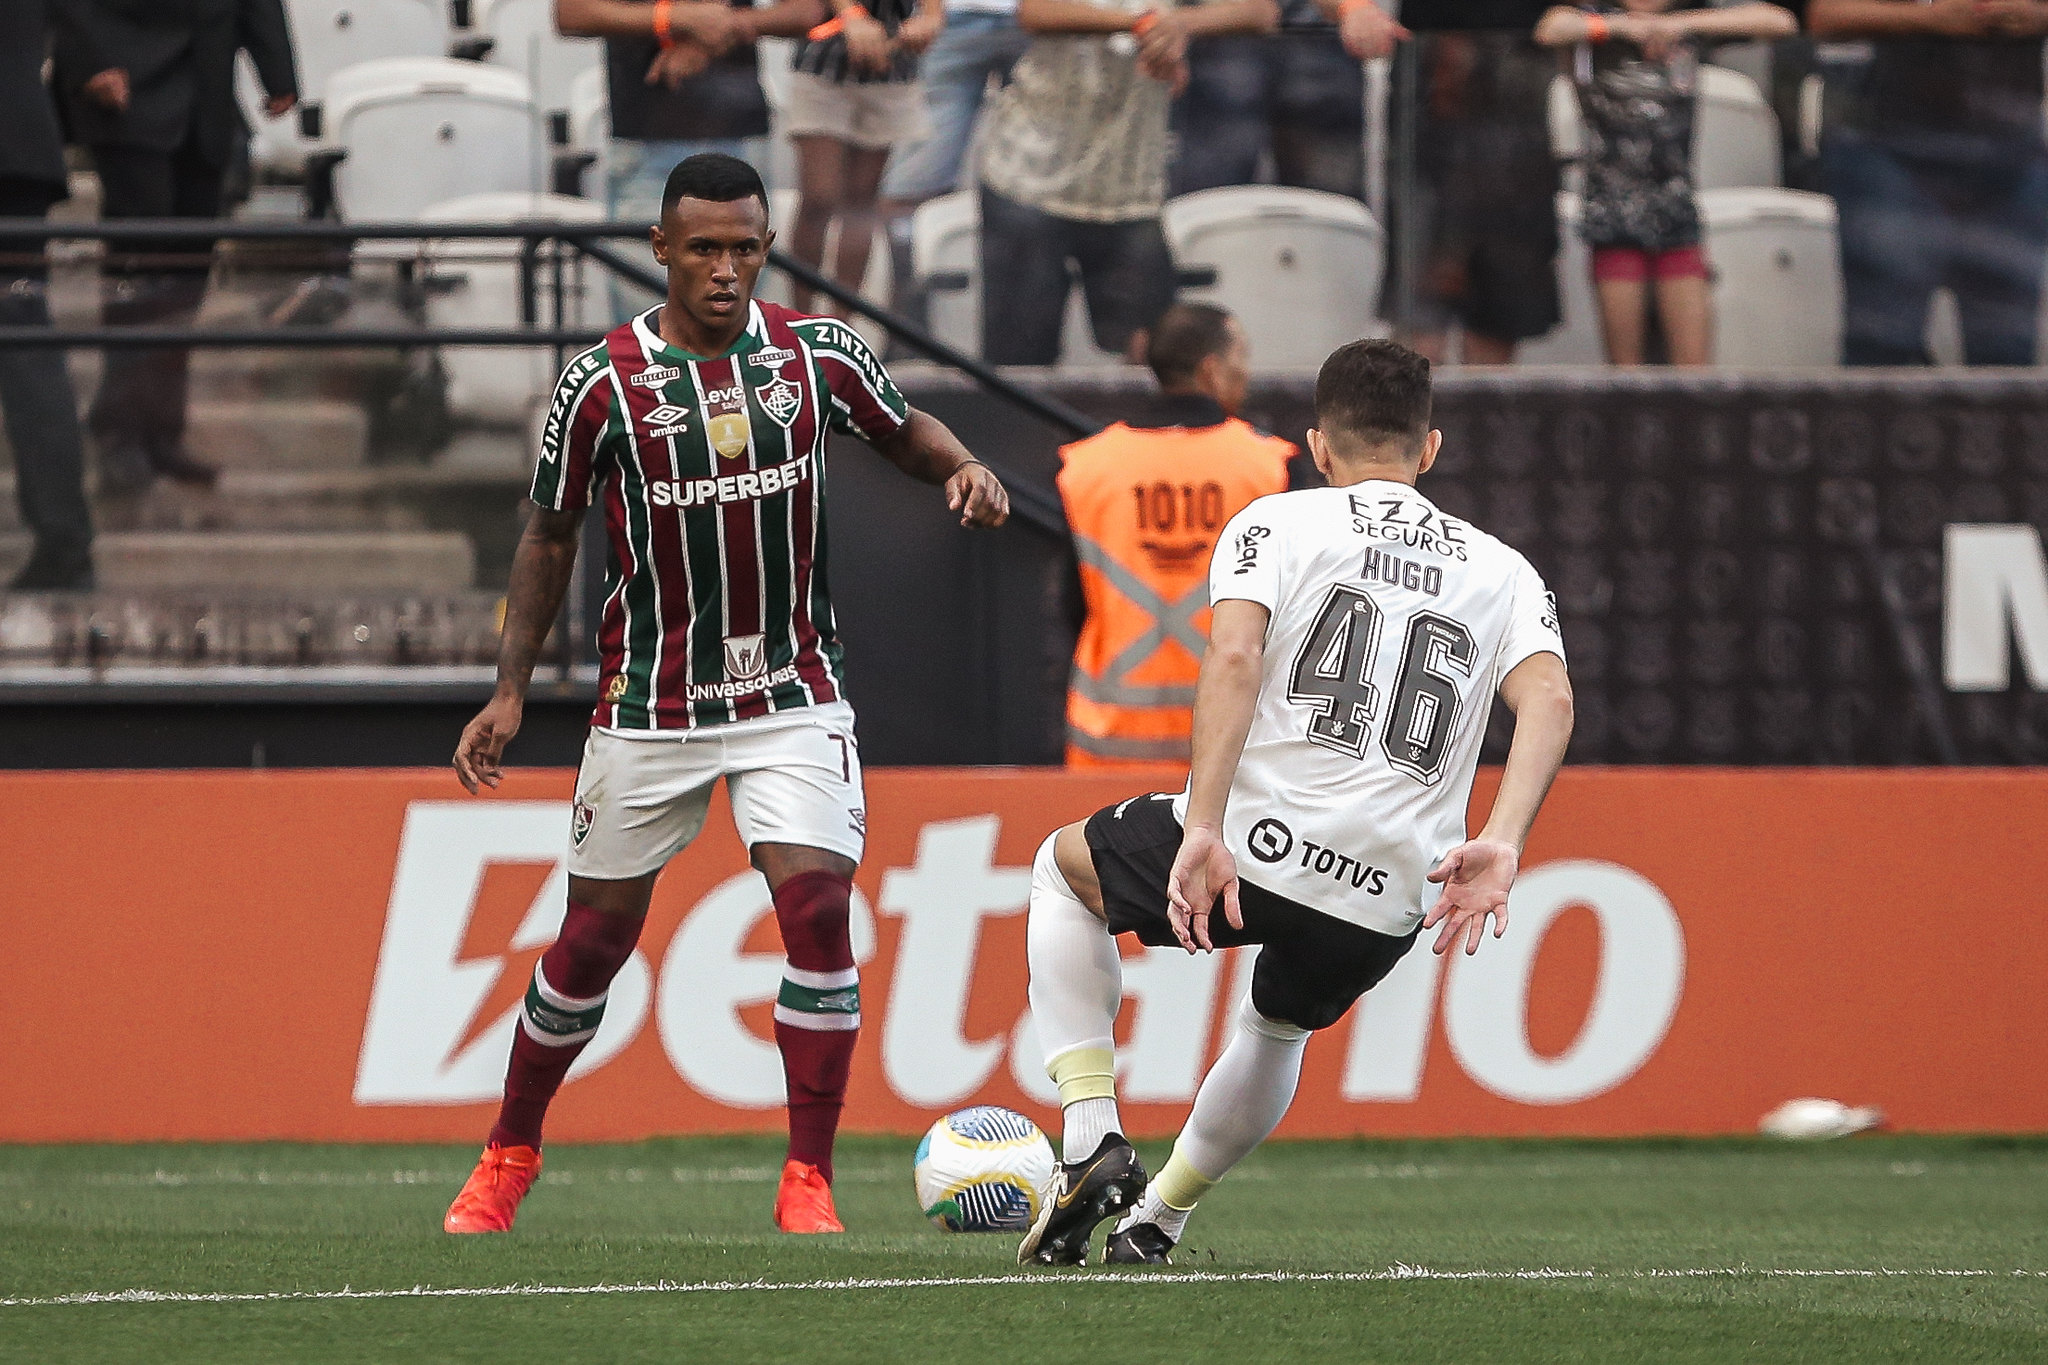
[1132, 995, 1310, 1237]
[1027, 833, 1126, 1163]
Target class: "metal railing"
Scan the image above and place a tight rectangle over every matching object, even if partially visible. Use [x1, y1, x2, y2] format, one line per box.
[0, 215, 1092, 537]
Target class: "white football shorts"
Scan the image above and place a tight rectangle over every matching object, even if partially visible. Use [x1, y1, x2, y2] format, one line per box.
[566, 701, 866, 879]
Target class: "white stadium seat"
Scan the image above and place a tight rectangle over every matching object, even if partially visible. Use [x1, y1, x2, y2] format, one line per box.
[419, 192, 605, 424]
[1694, 66, 1782, 192]
[470, 0, 604, 118]
[1523, 188, 1841, 367]
[1699, 186, 1841, 368]
[240, 0, 453, 175]
[318, 58, 541, 220]
[1163, 186, 1386, 370]
[1549, 65, 1782, 193]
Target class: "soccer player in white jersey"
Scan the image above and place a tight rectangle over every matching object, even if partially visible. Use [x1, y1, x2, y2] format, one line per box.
[443, 154, 1009, 1237]
[1018, 339, 1573, 1266]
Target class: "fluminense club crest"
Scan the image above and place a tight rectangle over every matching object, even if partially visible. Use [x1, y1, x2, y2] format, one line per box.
[757, 376, 802, 428]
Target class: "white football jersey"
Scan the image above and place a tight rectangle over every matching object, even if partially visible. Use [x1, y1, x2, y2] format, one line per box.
[1174, 478, 1565, 936]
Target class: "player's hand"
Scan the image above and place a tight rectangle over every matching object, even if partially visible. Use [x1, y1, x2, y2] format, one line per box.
[1166, 824, 1242, 954]
[647, 42, 713, 88]
[946, 460, 1009, 528]
[897, 7, 944, 54]
[1423, 839, 1518, 956]
[1338, 4, 1408, 61]
[454, 692, 524, 793]
[844, 11, 894, 74]
[84, 68, 131, 113]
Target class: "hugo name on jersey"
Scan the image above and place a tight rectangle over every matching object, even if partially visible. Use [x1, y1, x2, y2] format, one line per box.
[1184, 480, 1565, 936]
[531, 301, 909, 730]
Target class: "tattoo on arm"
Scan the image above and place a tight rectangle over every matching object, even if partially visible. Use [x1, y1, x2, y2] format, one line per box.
[495, 505, 584, 696]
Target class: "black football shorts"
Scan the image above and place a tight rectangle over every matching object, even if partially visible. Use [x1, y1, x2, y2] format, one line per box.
[1083, 792, 1418, 1032]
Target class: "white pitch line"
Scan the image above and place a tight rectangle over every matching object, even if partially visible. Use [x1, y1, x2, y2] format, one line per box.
[1, 1267, 2040, 1309]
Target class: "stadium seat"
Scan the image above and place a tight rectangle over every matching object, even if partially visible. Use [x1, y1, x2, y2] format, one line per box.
[908, 190, 1123, 367]
[465, 0, 604, 121]
[419, 192, 605, 424]
[310, 58, 542, 220]
[1698, 186, 1841, 367]
[1162, 186, 1387, 370]
[240, 0, 453, 175]
[1548, 65, 1782, 193]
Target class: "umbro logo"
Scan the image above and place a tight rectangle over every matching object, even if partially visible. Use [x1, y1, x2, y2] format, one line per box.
[644, 403, 690, 438]
[814, 988, 859, 1013]
[631, 364, 683, 388]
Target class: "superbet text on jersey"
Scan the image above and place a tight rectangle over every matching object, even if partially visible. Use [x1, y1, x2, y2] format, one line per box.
[532, 302, 909, 730]
[1175, 480, 1566, 937]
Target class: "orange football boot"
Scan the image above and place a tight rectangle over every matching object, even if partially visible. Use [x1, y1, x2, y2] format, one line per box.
[773, 1159, 845, 1234]
[444, 1144, 543, 1234]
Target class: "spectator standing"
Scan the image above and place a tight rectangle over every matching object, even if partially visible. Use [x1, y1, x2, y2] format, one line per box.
[1534, 2, 1796, 366]
[1168, 0, 1404, 200]
[0, 0, 94, 590]
[51, 0, 298, 493]
[976, 0, 1280, 365]
[555, 0, 825, 316]
[1057, 303, 1292, 766]
[874, 0, 1033, 303]
[785, 0, 942, 312]
[1380, 30, 1560, 365]
[1809, 0, 2048, 365]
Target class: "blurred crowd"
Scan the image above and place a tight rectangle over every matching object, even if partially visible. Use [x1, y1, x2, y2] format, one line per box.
[8, 0, 2048, 594]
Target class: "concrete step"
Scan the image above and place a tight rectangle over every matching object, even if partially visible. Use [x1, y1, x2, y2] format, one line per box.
[0, 588, 517, 671]
[187, 398, 371, 469]
[0, 531, 475, 592]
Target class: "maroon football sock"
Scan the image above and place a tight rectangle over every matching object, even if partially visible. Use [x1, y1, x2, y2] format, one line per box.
[771, 870, 860, 1184]
[487, 900, 644, 1151]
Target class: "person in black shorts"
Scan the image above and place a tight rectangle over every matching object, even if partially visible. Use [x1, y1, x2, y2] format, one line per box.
[1014, 338, 1574, 1269]
[1084, 792, 1414, 1032]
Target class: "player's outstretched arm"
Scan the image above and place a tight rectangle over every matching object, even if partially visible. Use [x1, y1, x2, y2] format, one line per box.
[868, 408, 1010, 528]
[1423, 651, 1573, 956]
[1167, 598, 1270, 953]
[453, 504, 584, 793]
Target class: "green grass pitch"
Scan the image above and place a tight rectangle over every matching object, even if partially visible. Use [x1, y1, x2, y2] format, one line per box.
[1, 1135, 2044, 1363]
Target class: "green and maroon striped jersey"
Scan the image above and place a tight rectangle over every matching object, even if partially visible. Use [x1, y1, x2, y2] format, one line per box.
[531, 301, 910, 730]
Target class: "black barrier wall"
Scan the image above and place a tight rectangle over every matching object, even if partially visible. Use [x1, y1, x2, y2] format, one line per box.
[848, 368, 2048, 766]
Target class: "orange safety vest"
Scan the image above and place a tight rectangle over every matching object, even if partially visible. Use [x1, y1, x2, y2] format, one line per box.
[1057, 412, 1293, 767]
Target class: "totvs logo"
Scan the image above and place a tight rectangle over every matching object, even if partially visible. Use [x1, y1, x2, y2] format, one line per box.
[355, 805, 1686, 1116]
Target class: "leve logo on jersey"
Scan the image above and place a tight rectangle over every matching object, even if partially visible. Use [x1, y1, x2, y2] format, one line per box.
[643, 403, 691, 439]
[702, 382, 751, 458]
[631, 364, 683, 389]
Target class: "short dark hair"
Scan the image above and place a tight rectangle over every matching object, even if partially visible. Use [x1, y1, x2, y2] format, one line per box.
[1145, 303, 1235, 387]
[660, 153, 769, 219]
[1314, 339, 1432, 453]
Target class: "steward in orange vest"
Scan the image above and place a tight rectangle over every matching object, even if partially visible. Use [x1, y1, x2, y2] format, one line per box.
[1057, 305, 1293, 767]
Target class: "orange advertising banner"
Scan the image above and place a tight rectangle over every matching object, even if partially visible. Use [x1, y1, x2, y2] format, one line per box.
[2, 767, 2044, 1143]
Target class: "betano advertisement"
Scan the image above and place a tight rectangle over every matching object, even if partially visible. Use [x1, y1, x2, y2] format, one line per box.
[3, 768, 2043, 1142]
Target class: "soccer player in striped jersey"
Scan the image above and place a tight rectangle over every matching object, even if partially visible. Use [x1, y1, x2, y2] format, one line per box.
[444, 154, 1009, 1236]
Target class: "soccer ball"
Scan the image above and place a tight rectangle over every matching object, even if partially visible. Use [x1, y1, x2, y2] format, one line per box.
[912, 1106, 1057, 1232]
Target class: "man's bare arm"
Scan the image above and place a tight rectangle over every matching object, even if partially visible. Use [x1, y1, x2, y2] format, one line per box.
[453, 504, 584, 792]
[1422, 650, 1573, 955]
[866, 408, 1011, 527]
[1806, 0, 1991, 39]
[1166, 598, 1270, 952]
